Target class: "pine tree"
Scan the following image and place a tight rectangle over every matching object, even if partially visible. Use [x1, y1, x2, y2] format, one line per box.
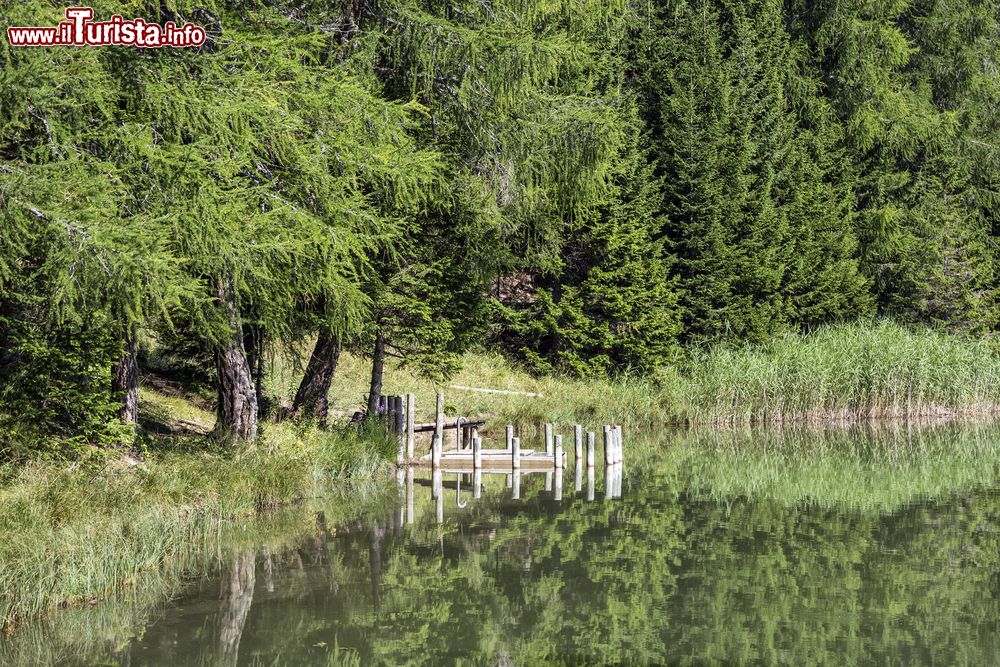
[499, 103, 683, 377]
[634, 0, 871, 342]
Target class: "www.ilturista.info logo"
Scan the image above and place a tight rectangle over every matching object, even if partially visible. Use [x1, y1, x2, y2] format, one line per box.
[6, 7, 206, 48]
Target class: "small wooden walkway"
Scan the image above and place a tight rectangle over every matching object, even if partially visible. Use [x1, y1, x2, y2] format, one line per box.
[415, 448, 567, 471]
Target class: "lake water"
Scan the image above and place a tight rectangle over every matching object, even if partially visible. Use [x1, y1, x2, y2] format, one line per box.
[4, 423, 999, 665]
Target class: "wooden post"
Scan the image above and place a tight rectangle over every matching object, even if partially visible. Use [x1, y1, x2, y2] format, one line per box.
[505, 424, 514, 450]
[603, 426, 612, 465]
[615, 425, 623, 463]
[554, 434, 564, 469]
[470, 425, 479, 446]
[574, 425, 583, 464]
[455, 417, 467, 450]
[434, 391, 444, 441]
[405, 393, 415, 459]
[554, 467, 563, 501]
[544, 423, 553, 454]
[432, 434, 442, 468]
[395, 396, 405, 465]
[512, 470, 521, 499]
[473, 435, 482, 469]
[512, 436, 521, 469]
[586, 432, 596, 468]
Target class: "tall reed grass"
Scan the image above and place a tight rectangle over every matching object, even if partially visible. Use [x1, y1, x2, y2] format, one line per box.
[288, 321, 1000, 429]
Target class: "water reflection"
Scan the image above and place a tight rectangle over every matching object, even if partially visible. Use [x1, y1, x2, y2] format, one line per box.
[3, 422, 999, 666]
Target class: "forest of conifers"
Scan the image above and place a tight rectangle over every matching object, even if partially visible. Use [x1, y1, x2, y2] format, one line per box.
[1, 0, 998, 451]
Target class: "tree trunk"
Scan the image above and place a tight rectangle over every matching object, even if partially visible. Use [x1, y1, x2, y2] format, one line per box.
[292, 330, 341, 426]
[244, 323, 269, 418]
[365, 332, 385, 420]
[215, 279, 258, 444]
[112, 329, 139, 426]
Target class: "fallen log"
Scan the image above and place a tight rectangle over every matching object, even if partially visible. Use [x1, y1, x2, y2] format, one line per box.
[448, 385, 544, 398]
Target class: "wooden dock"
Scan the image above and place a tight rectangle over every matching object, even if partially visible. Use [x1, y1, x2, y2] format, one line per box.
[380, 389, 621, 472]
[415, 448, 567, 471]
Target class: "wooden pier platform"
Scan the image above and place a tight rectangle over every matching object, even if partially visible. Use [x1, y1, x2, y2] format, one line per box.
[414, 448, 567, 471]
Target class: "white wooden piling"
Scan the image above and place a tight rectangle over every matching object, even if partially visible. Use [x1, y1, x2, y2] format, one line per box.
[505, 424, 514, 450]
[473, 435, 482, 469]
[432, 434, 442, 468]
[586, 432, 596, 468]
[544, 423, 553, 454]
[615, 425, 623, 464]
[405, 393, 415, 460]
[434, 391, 444, 441]
[554, 434, 564, 469]
[603, 426, 612, 465]
[512, 436, 521, 469]
[574, 425, 583, 464]
[455, 416, 468, 450]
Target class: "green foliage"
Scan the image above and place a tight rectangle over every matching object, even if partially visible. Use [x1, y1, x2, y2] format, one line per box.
[634, 0, 871, 343]
[498, 104, 683, 377]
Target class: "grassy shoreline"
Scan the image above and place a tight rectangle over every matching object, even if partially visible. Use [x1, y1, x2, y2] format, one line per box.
[0, 420, 396, 633]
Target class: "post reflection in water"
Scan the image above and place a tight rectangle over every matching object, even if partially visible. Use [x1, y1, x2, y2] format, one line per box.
[554, 467, 563, 501]
[587, 465, 595, 501]
[406, 466, 415, 525]
[575, 462, 583, 493]
[512, 469, 521, 499]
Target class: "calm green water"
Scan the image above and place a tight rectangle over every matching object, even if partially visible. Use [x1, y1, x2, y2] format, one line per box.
[5, 424, 1000, 665]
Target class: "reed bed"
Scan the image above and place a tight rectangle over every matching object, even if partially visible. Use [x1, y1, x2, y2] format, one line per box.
[289, 321, 1000, 429]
